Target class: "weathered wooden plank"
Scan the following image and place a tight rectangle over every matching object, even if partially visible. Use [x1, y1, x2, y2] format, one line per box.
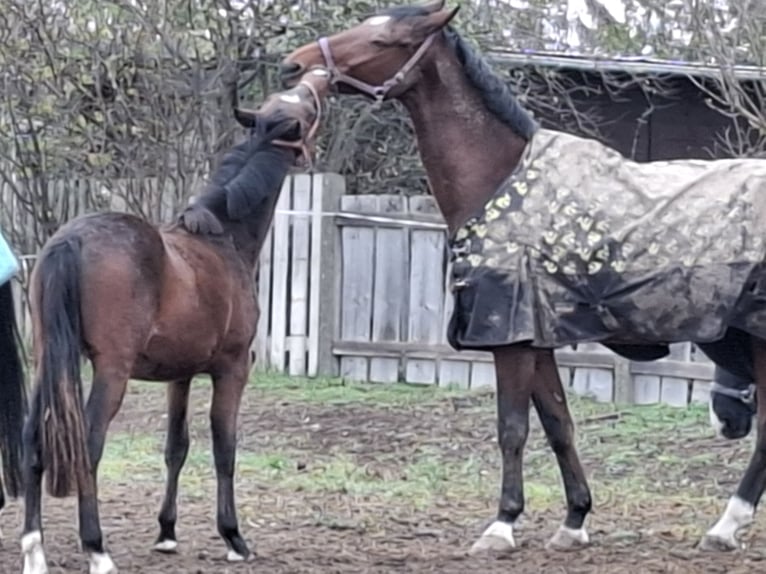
[269, 179, 292, 371]
[330, 340, 717, 380]
[288, 175, 312, 376]
[339, 195, 377, 382]
[660, 343, 692, 407]
[369, 195, 408, 383]
[405, 196, 445, 385]
[633, 374, 661, 404]
[612, 356, 633, 404]
[470, 361, 496, 389]
[307, 173, 344, 378]
[572, 343, 614, 402]
[691, 380, 711, 404]
[439, 360, 471, 389]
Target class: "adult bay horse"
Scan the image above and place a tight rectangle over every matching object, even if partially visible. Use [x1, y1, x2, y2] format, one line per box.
[278, 0, 766, 555]
[0, 231, 27, 520]
[20, 72, 331, 574]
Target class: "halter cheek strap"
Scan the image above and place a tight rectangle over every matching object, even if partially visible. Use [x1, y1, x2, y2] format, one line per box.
[317, 32, 438, 101]
[273, 79, 323, 169]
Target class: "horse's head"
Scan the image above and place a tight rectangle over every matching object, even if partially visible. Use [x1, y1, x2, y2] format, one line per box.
[278, 0, 459, 101]
[709, 366, 756, 440]
[234, 68, 332, 167]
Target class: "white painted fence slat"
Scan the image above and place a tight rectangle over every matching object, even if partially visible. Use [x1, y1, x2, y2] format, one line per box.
[269, 179, 292, 371]
[253, 226, 273, 371]
[288, 175, 312, 376]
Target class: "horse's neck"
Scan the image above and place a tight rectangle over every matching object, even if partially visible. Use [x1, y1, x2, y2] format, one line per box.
[224, 194, 281, 268]
[401, 54, 528, 233]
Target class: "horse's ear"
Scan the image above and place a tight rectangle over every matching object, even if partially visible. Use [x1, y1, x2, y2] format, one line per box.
[422, 0, 446, 12]
[413, 5, 460, 38]
[234, 107, 260, 129]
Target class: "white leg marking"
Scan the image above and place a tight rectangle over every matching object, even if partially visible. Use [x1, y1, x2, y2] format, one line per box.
[22, 531, 49, 574]
[153, 539, 178, 553]
[702, 495, 754, 551]
[89, 552, 117, 574]
[227, 549, 247, 562]
[547, 525, 590, 550]
[469, 520, 516, 554]
[709, 399, 725, 438]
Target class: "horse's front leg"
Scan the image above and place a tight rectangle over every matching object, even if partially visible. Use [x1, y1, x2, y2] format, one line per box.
[210, 359, 251, 561]
[701, 336, 766, 551]
[532, 349, 592, 550]
[470, 345, 537, 554]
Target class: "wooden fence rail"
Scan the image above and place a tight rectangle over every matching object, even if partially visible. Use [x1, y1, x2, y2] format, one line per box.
[7, 172, 719, 408]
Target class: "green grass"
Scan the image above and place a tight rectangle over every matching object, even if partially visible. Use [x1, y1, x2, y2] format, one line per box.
[99, 371, 744, 521]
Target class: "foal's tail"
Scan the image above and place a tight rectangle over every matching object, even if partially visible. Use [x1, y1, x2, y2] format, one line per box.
[32, 237, 90, 498]
[0, 279, 27, 498]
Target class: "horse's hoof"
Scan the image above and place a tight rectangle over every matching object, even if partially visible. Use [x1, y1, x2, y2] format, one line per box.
[89, 552, 118, 574]
[546, 526, 590, 551]
[699, 534, 741, 552]
[469, 520, 517, 555]
[153, 539, 178, 554]
[226, 549, 254, 562]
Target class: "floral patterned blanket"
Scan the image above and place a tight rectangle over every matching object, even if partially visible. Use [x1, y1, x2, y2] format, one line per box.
[447, 128, 766, 351]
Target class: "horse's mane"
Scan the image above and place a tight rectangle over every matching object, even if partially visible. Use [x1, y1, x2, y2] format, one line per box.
[178, 116, 297, 235]
[383, 5, 538, 140]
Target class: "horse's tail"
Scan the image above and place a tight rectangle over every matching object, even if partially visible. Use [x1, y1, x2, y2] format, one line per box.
[32, 237, 90, 498]
[0, 279, 27, 498]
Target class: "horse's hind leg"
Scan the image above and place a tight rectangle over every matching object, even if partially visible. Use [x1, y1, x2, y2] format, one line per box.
[77, 365, 129, 574]
[210, 360, 251, 561]
[470, 345, 536, 555]
[701, 335, 766, 551]
[21, 393, 47, 574]
[154, 378, 192, 553]
[532, 350, 592, 550]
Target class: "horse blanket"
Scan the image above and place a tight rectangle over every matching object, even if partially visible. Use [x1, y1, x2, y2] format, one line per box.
[447, 128, 766, 351]
[0, 228, 19, 285]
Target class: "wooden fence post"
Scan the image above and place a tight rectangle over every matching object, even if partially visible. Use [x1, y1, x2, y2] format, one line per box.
[613, 355, 633, 404]
[307, 173, 344, 378]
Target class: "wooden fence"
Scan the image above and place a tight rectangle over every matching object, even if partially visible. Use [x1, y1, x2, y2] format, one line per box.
[8, 172, 719, 407]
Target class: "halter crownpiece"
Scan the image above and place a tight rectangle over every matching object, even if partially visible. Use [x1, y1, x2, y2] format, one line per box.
[316, 32, 439, 101]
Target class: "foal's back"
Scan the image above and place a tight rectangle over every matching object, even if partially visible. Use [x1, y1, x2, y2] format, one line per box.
[32, 211, 254, 381]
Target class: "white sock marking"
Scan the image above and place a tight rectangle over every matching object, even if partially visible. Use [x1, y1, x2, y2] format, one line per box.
[707, 495, 754, 544]
[153, 539, 178, 552]
[709, 398, 725, 438]
[469, 519, 516, 553]
[22, 531, 48, 574]
[227, 549, 246, 562]
[89, 552, 117, 574]
[554, 525, 589, 544]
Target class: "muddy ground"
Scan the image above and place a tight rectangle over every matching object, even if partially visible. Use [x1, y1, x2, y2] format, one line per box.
[0, 375, 763, 573]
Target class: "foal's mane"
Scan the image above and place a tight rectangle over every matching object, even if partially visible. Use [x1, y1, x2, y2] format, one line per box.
[383, 5, 538, 140]
[179, 117, 296, 235]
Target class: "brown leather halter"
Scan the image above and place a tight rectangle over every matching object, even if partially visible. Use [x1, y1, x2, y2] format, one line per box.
[316, 32, 438, 101]
[272, 78, 323, 169]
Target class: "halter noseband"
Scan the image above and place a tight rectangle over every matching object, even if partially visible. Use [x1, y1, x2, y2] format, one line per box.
[272, 78, 323, 169]
[316, 32, 438, 101]
[710, 381, 756, 405]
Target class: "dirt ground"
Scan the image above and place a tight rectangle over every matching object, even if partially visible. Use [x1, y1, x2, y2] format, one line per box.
[1, 375, 764, 573]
